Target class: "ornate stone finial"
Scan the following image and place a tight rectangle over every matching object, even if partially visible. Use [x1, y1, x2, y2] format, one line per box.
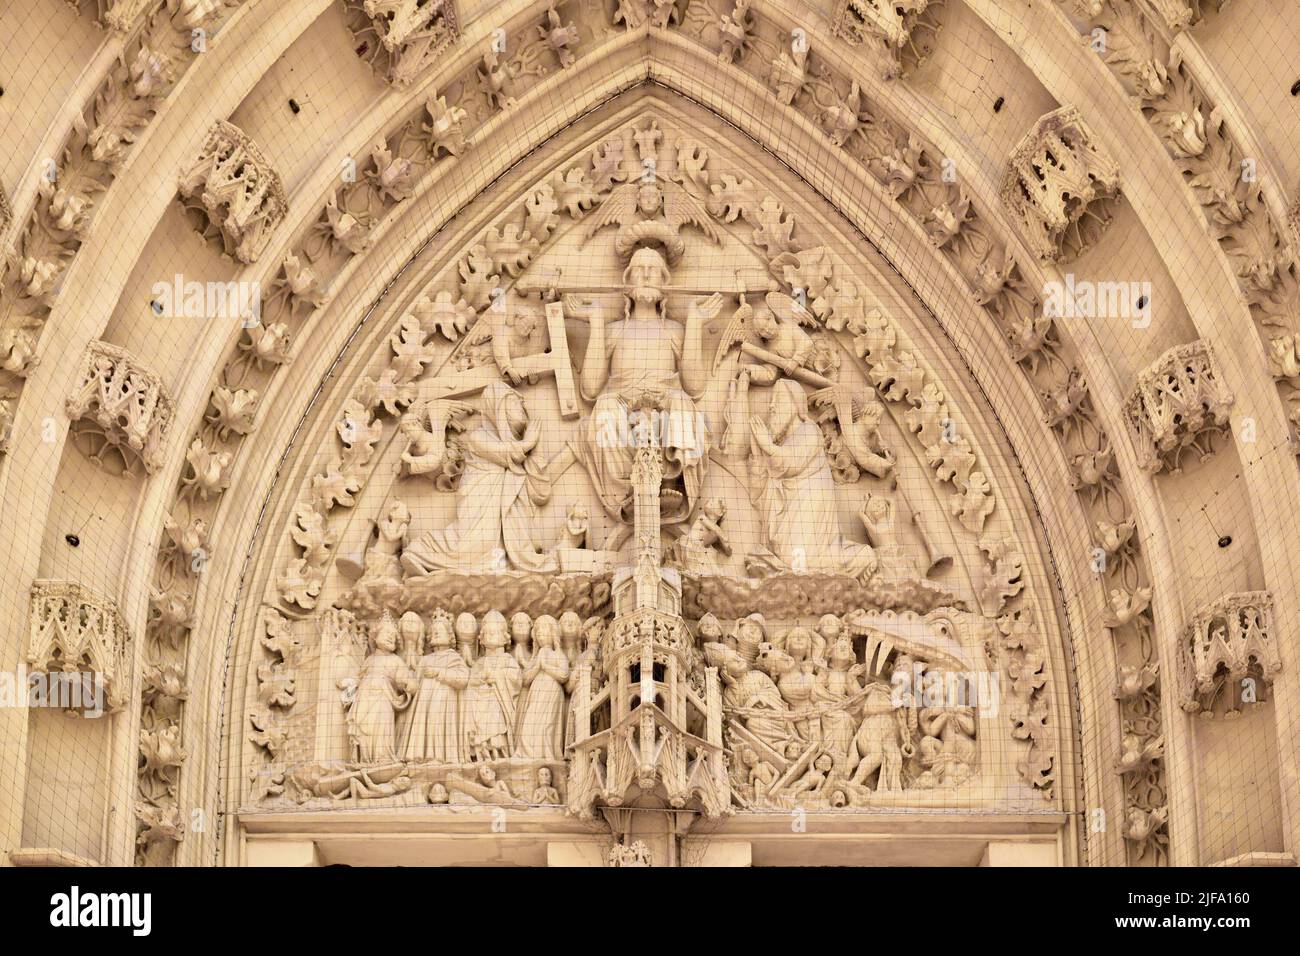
[830, 0, 946, 78]
[65, 340, 175, 476]
[344, 0, 460, 87]
[178, 120, 288, 264]
[1001, 106, 1121, 262]
[1178, 591, 1280, 716]
[1124, 341, 1234, 474]
[28, 580, 130, 712]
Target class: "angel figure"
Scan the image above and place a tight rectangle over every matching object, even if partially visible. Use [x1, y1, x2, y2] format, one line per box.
[399, 399, 473, 479]
[401, 383, 556, 575]
[671, 498, 732, 573]
[717, 292, 817, 454]
[582, 138, 720, 260]
[355, 500, 410, 588]
[746, 380, 878, 578]
[341, 613, 416, 764]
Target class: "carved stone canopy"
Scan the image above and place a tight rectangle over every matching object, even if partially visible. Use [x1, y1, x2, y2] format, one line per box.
[1001, 106, 1121, 263]
[1178, 591, 1279, 717]
[178, 120, 288, 264]
[1124, 340, 1233, 475]
[65, 340, 176, 476]
[28, 580, 130, 712]
[343, 0, 461, 87]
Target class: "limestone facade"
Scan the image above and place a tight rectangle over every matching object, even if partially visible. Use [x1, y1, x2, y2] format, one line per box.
[0, 0, 1296, 868]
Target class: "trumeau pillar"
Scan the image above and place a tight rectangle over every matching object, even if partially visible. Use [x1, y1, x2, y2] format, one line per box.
[178, 120, 288, 265]
[1001, 106, 1122, 263]
[1123, 341, 1234, 476]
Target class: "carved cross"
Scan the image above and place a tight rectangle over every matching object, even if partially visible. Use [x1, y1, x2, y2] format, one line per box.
[416, 301, 579, 417]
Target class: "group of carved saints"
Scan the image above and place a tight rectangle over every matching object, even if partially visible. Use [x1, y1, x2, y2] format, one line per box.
[267, 118, 1007, 816]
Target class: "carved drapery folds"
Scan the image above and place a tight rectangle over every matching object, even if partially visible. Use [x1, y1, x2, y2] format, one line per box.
[1179, 592, 1279, 717]
[1124, 341, 1233, 474]
[28, 580, 130, 712]
[1001, 106, 1121, 263]
[65, 340, 175, 476]
[830, 0, 946, 78]
[343, 0, 460, 87]
[178, 120, 288, 264]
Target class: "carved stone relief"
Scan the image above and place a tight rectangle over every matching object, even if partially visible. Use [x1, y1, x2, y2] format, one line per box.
[27, 580, 130, 712]
[65, 340, 176, 476]
[1178, 591, 1280, 717]
[829, 0, 947, 79]
[0, 2, 245, 459]
[1124, 340, 1233, 475]
[118, 4, 1161, 865]
[343, 0, 461, 87]
[1055, 1, 1295, 459]
[236, 113, 1062, 836]
[1001, 107, 1122, 263]
[178, 121, 289, 264]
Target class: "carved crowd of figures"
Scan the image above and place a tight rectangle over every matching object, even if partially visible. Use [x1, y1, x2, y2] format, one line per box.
[700, 611, 976, 808]
[343, 607, 605, 775]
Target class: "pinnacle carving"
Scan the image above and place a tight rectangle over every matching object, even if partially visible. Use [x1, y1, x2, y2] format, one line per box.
[178, 120, 288, 264]
[1124, 341, 1233, 474]
[1001, 106, 1121, 262]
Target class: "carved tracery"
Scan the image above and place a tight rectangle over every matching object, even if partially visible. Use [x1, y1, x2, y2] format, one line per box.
[1124, 340, 1233, 475]
[1001, 106, 1121, 263]
[178, 120, 288, 264]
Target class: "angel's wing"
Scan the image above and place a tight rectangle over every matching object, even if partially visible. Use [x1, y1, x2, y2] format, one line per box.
[765, 291, 818, 328]
[662, 180, 721, 244]
[428, 398, 476, 432]
[582, 182, 642, 240]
